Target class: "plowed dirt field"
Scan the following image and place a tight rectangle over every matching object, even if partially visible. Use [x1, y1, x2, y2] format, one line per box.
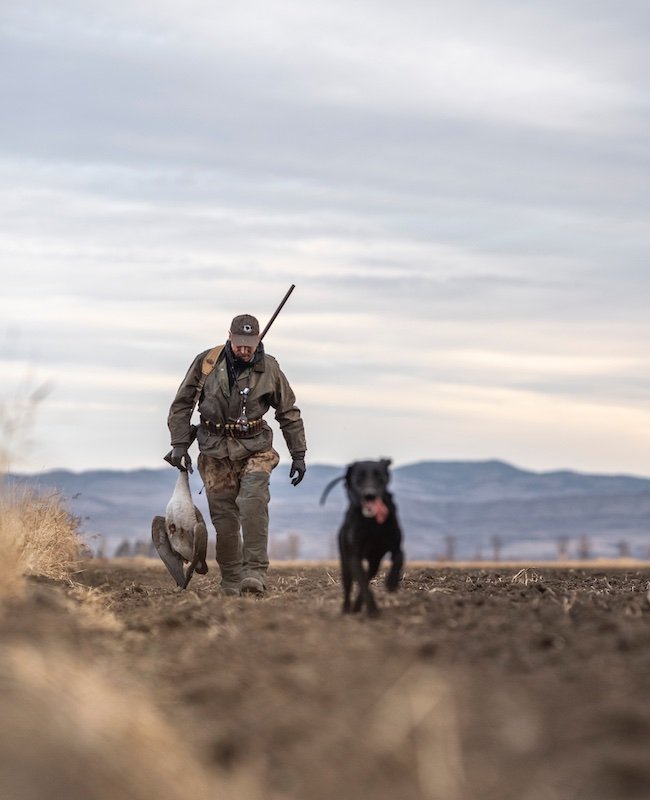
[2, 561, 650, 800]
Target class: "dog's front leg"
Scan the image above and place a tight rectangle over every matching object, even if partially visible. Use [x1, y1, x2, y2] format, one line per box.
[339, 533, 353, 613]
[386, 545, 404, 592]
[349, 554, 366, 613]
[350, 555, 379, 616]
[366, 552, 382, 582]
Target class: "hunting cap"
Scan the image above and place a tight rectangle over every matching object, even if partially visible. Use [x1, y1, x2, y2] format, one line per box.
[229, 314, 260, 347]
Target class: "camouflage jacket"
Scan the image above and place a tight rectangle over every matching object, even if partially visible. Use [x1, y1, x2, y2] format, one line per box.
[167, 346, 307, 461]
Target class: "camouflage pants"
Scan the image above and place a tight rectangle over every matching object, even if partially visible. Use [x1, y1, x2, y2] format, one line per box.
[198, 448, 280, 588]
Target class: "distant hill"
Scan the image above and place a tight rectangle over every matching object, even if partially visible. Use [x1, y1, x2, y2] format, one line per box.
[7, 460, 650, 561]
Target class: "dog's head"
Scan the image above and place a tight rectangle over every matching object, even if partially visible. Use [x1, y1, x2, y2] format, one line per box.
[345, 459, 392, 518]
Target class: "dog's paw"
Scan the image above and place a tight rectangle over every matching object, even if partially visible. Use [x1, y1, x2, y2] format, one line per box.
[386, 569, 401, 592]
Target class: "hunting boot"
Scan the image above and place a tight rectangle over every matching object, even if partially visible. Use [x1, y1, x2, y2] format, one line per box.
[237, 471, 271, 594]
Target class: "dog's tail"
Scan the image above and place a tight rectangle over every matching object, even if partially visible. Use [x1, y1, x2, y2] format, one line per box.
[319, 475, 346, 506]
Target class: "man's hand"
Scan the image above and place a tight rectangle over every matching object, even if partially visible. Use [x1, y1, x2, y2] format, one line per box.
[170, 445, 192, 473]
[289, 457, 306, 486]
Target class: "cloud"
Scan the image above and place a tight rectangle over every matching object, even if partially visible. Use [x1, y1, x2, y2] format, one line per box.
[0, 0, 649, 474]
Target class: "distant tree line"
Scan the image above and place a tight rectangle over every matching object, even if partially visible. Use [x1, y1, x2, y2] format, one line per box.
[433, 533, 647, 562]
[96, 533, 303, 561]
[88, 531, 647, 562]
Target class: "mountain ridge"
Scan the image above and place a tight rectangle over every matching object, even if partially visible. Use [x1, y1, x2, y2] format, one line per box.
[7, 459, 650, 561]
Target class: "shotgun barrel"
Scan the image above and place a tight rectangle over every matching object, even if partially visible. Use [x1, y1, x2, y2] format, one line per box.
[259, 284, 295, 342]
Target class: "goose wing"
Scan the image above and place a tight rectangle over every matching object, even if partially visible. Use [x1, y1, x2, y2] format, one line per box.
[152, 515, 186, 588]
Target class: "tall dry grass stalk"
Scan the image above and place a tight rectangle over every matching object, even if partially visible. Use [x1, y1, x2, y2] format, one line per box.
[0, 377, 51, 474]
[0, 485, 82, 598]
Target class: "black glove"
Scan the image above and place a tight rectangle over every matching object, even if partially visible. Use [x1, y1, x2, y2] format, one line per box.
[289, 457, 306, 486]
[170, 445, 192, 473]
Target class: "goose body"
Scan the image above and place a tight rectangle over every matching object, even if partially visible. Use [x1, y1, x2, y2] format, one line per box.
[165, 471, 198, 561]
[152, 469, 208, 589]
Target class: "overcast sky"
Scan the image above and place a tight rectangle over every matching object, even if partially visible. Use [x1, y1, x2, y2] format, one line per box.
[1, 0, 649, 476]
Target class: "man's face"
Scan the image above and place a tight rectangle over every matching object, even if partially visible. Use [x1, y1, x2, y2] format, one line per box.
[229, 335, 256, 361]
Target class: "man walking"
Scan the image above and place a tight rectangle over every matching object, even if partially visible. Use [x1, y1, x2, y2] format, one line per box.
[166, 314, 307, 596]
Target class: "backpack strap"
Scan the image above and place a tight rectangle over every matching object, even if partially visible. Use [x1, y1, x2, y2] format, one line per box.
[192, 345, 224, 408]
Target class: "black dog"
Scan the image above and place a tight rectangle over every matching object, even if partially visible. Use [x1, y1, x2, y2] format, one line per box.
[320, 459, 404, 616]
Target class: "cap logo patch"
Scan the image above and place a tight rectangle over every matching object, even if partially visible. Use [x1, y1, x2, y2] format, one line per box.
[243, 324, 253, 333]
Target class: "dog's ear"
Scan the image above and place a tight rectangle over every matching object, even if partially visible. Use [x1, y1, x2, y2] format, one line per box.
[380, 458, 392, 471]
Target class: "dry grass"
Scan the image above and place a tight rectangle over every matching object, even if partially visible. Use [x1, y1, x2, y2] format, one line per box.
[0, 497, 23, 598]
[0, 484, 82, 599]
[510, 568, 543, 586]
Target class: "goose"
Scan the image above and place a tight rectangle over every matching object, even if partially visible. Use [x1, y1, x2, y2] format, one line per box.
[152, 468, 208, 589]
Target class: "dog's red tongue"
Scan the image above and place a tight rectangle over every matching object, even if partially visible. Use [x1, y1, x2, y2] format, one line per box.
[367, 497, 389, 524]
